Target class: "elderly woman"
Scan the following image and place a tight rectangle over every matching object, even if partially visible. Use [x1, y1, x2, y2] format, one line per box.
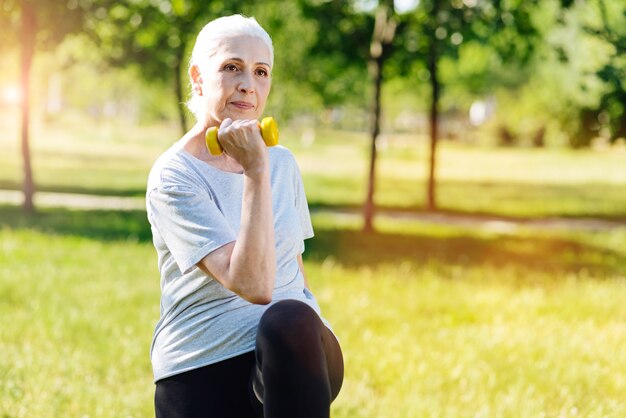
[146, 14, 343, 418]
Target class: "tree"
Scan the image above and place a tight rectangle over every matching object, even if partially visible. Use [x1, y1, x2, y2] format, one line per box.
[567, 0, 626, 146]
[393, 0, 542, 210]
[297, 0, 546, 225]
[297, 0, 397, 232]
[510, 0, 625, 149]
[0, 0, 95, 213]
[364, 2, 397, 233]
[93, 1, 279, 135]
[238, 0, 322, 122]
[296, 0, 373, 109]
[90, 0, 210, 135]
[595, 0, 626, 142]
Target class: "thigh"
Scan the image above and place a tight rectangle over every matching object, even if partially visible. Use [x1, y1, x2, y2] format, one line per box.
[155, 351, 259, 418]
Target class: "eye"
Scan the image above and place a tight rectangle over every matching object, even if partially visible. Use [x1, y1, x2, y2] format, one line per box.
[223, 63, 239, 72]
[255, 68, 270, 77]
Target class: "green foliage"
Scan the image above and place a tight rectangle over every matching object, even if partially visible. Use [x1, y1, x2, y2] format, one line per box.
[239, 0, 325, 121]
[89, 0, 200, 79]
[491, 0, 626, 148]
[296, 0, 374, 107]
[0, 0, 99, 52]
[44, 34, 179, 123]
[2, 0, 624, 147]
[87, 0, 345, 127]
[391, 0, 542, 81]
[86, 0, 214, 130]
[585, 0, 626, 143]
[544, 0, 623, 147]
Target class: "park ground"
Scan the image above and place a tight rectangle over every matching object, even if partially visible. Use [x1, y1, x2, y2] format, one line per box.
[1, 119, 626, 417]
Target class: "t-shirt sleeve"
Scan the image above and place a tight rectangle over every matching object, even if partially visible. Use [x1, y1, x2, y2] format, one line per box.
[148, 175, 237, 274]
[292, 158, 314, 252]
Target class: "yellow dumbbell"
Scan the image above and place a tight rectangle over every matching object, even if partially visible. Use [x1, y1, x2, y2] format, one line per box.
[205, 117, 279, 156]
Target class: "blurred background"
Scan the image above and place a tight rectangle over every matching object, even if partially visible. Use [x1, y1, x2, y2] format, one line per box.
[1, 0, 625, 417]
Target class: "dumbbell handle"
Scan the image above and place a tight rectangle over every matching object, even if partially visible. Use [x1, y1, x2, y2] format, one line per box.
[205, 117, 279, 156]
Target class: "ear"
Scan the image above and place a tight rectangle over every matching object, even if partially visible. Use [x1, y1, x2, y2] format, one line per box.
[189, 64, 203, 85]
[189, 64, 204, 96]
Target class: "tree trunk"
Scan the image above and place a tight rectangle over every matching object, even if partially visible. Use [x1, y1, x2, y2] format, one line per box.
[363, 3, 396, 233]
[174, 45, 188, 136]
[20, 0, 36, 214]
[426, 11, 440, 212]
[364, 54, 383, 233]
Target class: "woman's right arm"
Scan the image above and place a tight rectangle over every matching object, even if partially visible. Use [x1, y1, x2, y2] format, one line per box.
[196, 119, 276, 304]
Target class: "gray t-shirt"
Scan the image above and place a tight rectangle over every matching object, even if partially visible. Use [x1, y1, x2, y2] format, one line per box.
[146, 141, 327, 382]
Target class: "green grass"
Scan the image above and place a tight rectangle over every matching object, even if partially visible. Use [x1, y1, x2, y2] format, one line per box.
[2, 115, 626, 218]
[0, 114, 173, 197]
[2, 115, 626, 416]
[1, 207, 625, 417]
[293, 133, 626, 219]
[0, 231, 157, 416]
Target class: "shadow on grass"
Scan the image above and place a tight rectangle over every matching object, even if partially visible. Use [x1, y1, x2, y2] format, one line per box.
[0, 180, 145, 197]
[305, 178, 626, 221]
[0, 205, 153, 242]
[304, 226, 626, 277]
[308, 202, 626, 223]
[1, 205, 623, 277]
[3, 178, 626, 220]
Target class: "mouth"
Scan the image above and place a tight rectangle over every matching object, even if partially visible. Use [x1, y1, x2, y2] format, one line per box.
[230, 101, 255, 110]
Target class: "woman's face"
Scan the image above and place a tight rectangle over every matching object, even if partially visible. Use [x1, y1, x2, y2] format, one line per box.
[195, 35, 272, 125]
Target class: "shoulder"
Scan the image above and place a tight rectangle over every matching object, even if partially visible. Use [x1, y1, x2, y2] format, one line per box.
[148, 142, 193, 187]
[269, 145, 296, 161]
[269, 145, 300, 173]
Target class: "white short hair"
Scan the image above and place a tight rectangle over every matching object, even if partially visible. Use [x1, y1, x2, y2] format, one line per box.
[186, 14, 274, 121]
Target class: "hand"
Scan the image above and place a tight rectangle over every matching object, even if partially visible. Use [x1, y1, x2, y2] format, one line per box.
[217, 118, 268, 173]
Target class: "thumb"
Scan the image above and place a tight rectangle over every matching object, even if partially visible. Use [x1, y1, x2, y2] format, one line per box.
[220, 118, 233, 129]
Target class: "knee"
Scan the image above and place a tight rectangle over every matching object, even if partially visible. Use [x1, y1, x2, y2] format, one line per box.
[257, 300, 323, 355]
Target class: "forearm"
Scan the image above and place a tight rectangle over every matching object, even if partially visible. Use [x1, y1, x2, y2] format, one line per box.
[195, 120, 277, 304]
[227, 164, 276, 303]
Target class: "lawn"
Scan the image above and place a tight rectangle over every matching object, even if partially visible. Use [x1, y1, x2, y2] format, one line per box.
[1, 207, 625, 417]
[1, 116, 626, 416]
[2, 114, 626, 218]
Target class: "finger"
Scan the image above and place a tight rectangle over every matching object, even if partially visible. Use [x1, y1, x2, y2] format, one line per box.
[230, 119, 254, 130]
[234, 119, 262, 135]
[218, 118, 235, 142]
[225, 120, 261, 141]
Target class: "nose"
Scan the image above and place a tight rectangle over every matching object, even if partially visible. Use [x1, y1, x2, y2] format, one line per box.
[238, 71, 255, 94]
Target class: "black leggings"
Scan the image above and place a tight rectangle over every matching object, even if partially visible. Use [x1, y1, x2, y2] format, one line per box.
[154, 299, 344, 418]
